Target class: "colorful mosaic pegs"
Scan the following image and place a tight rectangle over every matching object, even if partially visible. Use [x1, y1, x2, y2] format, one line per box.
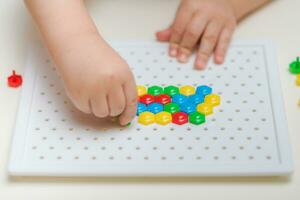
[136, 85, 221, 125]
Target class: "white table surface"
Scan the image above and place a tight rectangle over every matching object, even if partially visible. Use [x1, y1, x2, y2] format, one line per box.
[0, 0, 299, 199]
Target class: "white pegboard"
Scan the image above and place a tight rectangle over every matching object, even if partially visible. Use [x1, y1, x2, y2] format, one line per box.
[8, 40, 293, 176]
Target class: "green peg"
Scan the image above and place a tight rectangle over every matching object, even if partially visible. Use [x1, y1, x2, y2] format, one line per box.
[111, 115, 131, 127]
[289, 57, 300, 74]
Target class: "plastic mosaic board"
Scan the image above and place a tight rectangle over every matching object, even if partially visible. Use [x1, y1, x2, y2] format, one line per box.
[8, 40, 293, 177]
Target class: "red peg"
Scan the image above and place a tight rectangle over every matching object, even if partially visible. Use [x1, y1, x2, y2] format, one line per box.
[139, 94, 155, 105]
[155, 94, 171, 105]
[172, 111, 188, 125]
[8, 70, 23, 88]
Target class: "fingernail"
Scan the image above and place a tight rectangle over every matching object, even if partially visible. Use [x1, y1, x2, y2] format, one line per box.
[178, 53, 188, 63]
[196, 58, 205, 69]
[216, 56, 224, 64]
[169, 47, 177, 57]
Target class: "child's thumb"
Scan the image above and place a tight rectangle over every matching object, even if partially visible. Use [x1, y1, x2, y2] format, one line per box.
[156, 27, 172, 42]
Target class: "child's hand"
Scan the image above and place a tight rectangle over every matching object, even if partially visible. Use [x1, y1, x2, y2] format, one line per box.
[156, 0, 237, 69]
[25, 0, 138, 125]
[58, 35, 137, 125]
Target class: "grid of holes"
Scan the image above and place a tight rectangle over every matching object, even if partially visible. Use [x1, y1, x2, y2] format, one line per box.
[26, 44, 278, 166]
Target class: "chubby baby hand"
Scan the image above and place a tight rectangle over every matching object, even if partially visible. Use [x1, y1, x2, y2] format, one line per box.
[56, 34, 137, 125]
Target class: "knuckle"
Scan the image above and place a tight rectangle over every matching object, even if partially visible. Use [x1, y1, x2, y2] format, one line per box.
[172, 25, 184, 37]
[124, 70, 134, 80]
[185, 28, 199, 40]
[117, 68, 132, 81]
[194, 10, 202, 17]
[199, 3, 214, 13]
[105, 68, 129, 81]
[222, 36, 231, 45]
[107, 73, 117, 81]
[179, 47, 191, 55]
[199, 51, 210, 59]
[170, 43, 179, 49]
[203, 34, 217, 44]
[102, 72, 116, 84]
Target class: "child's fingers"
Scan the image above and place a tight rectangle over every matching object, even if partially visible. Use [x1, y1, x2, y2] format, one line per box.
[90, 93, 109, 118]
[119, 78, 138, 126]
[177, 13, 208, 63]
[214, 26, 234, 64]
[169, 3, 193, 57]
[156, 27, 172, 42]
[107, 84, 126, 117]
[195, 21, 223, 69]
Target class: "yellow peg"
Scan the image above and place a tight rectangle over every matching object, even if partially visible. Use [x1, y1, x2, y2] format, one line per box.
[197, 103, 213, 116]
[204, 94, 221, 107]
[180, 85, 195, 96]
[138, 111, 155, 125]
[155, 111, 172, 125]
[137, 85, 147, 97]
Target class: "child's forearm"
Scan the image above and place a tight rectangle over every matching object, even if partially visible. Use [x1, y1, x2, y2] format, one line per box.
[229, 0, 272, 21]
[24, 0, 104, 61]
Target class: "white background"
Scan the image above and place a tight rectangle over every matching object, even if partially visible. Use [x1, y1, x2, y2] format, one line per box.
[0, 0, 299, 199]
